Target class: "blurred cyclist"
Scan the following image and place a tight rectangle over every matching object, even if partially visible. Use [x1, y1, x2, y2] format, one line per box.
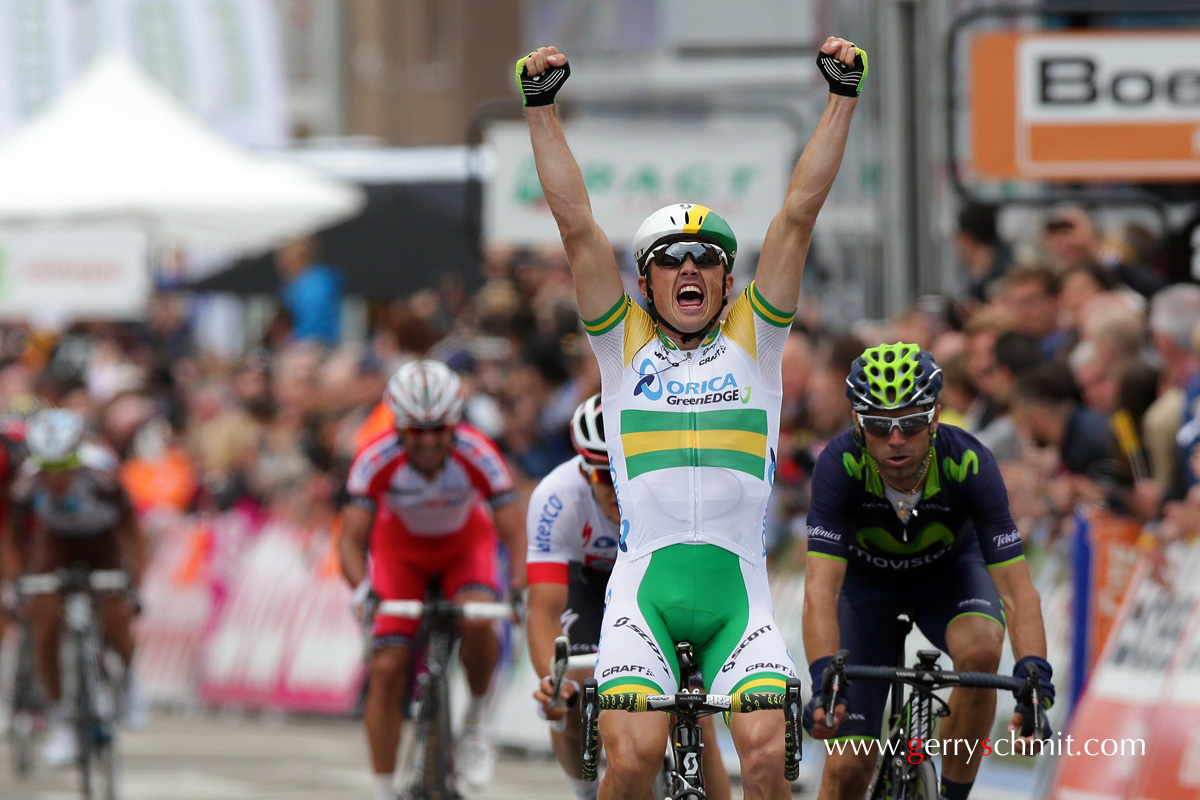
[15, 409, 147, 767]
[527, 395, 730, 800]
[0, 394, 42, 599]
[339, 359, 527, 800]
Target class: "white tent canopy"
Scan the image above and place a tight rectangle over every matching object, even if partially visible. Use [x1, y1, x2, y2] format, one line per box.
[0, 57, 364, 254]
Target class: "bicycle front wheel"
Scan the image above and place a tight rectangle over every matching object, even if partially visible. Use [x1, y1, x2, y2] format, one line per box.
[900, 760, 938, 800]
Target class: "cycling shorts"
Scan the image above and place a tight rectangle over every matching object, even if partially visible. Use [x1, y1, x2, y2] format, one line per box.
[30, 528, 122, 574]
[832, 539, 1005, 740]
[594, 543, 796, 696]
[370, 502, 500, 642]
[562, 562, 609, 655]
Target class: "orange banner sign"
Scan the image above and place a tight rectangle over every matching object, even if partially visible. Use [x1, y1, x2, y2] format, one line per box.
[970, 31, 1200, 182]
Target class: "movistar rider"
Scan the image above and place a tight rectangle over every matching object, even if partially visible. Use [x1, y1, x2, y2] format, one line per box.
[519, 35, 866, 800]
[803, 343, 1055, 800]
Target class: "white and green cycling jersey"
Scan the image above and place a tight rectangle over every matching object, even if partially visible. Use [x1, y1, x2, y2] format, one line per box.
[582, 282, 794, 564]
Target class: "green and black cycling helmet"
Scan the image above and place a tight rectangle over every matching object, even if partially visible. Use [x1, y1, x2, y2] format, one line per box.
[845, 342, 943, 412]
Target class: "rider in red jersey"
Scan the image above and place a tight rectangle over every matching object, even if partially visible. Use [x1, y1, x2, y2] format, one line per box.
[339, 360, 527, 800]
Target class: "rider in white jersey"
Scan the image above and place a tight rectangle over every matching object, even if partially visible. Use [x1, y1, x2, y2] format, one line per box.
[519, 35, 865, 800]
[527, 396, 732, 800]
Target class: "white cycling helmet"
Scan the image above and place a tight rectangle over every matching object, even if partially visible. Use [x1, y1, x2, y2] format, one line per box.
[27, 409, 85, 469]
[632, 203, 738, 275]
[385, 359, 465, 429]
[570, 394, 606, 464]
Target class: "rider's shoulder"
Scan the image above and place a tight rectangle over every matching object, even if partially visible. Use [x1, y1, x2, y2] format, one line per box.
[535, 456, 591, 499]
[815, 428, 859, 465]
[933, 424, 990, 457]
[933, 424, 1000, 478]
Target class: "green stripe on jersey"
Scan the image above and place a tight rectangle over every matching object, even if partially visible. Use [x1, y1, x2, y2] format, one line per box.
[621, 408, 767, 434]
[582, 295, 628, 336]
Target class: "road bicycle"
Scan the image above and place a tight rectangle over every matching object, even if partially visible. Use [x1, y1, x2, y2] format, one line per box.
[371, 594, 514, 800]
[580, 641, 804, 800]
[19, 564, 130, 800]
[822, 613, 1044, 800]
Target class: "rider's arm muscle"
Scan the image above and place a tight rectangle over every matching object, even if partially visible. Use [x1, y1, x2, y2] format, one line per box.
[803, 552, 847, 663]
[338, 504, 374, 588]
[493, 501, 528, 590]
[753, 92, 858, 314]
[526, 581, 568, 677]
[524, 103, 623, 320]
[989, 559, 1047, 660]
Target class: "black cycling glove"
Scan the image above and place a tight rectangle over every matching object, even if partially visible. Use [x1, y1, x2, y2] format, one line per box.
[516, 52, 571, 107]
[817, 46, 868, 97]
[802, 655, 851, 734]
[1013, 655, 1055, 738]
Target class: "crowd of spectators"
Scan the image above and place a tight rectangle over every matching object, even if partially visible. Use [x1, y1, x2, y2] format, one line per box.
[0, 203, 1197, 577]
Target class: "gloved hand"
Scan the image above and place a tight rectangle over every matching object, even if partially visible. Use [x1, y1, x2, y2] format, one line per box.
[802, 655, 851, 736]
[350, 580, 377, 621]
[817, 39, 869, 97]
[516, 48, 571, 107]
[1012, 655, 1055, 740]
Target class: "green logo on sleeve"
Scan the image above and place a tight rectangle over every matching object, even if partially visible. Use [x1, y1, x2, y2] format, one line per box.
[942, 450, 980, 483]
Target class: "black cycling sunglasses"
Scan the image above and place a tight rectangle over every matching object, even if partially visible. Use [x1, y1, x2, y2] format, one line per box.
[857, 408, 935, 438]
[648, 241, 728, 269]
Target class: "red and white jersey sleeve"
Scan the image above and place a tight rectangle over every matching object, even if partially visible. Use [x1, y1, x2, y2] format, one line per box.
[526, 456, 620, 585]
[345, 424, 516, 537]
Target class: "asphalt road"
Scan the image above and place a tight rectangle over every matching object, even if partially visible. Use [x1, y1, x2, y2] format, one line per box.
[2, 711, 1040, 800]
[0, 712, 710, 800]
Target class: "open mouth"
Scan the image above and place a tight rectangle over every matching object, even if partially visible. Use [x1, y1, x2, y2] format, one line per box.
[886, 455, 911, 467]
[676, 283, 705, 310]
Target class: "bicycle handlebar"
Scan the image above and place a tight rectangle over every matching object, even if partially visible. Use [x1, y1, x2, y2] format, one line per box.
[596, 690, 786, 714]
[18, 569, 129, 596]
[827, 648, 1044, 738]
[376, 599, 515, 620]
[841, 664, 1025, 693]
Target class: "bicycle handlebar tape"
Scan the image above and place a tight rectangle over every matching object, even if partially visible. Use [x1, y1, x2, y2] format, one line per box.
[731, 693, 785, 713]
[580, 679, 600, 782]
[516, 53, 571, 106]
[599, 692, 648, 713]
[784, 678, 804, 781]
[817, 46, 868, 97]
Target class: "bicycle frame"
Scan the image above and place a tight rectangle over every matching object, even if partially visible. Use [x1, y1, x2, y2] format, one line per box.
[580, 641, 803, 800]
[18, 565, 128, 800]
[373, 597, 512, 800]
[825, 616, 1042, 800]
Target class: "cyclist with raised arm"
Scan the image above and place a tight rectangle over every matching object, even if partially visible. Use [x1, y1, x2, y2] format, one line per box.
[519, 35, 865, 800]
[802, 343, 1055, 800]
[339, 359, 527, 800]
[527, 395, 731, 800]
[14, 409, 147, 767]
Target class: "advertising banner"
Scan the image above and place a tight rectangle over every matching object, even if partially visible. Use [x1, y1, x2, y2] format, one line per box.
[198, 524, 362, 714]
[0, 224, 150, 320]
[970, 31, 1200, 182]
[1051, 545, 1200, 799]
[1125, 544, 1200, 800]
[484, 117, 795, 263]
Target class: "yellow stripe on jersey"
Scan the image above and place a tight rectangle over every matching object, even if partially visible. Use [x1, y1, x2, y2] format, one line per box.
[621, 428, 767, 458]
[623, 301, 658, 367]
[748, 281, 795, 328]
[723, 289, 757, 360]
